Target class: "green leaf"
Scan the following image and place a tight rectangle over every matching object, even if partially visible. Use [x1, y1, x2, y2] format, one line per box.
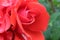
[49, 12, 60, 26]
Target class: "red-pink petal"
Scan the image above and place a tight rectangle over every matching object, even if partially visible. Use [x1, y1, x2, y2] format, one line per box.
[0, 35, 4, 40]
[24, 2, 50, 32]
[0, 8, 10, 33]
[24, 29, 45, 40]
[4, 31, 13, 40]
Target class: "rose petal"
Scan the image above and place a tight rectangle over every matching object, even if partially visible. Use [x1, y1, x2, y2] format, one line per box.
[10, 10, 16, 30]
[14, 33, 24, 40]
[25, 29, 45, 40]
[5, 14, 11, 31]
[15, 35, 21, 40]
[0, 35, 4, 40]
[0, 0, 19, 7]
[15, 13, 32, 40]
[4, 31, 13, 40]
[24, 2, 50, 32]
[0, 8, 10, 33]
[0, 31, 12, 40]
[26, 0, 38, 2]
[0, 0, 12, 6]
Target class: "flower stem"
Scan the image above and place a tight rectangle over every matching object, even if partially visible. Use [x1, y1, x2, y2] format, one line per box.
[48, 0, 56, 12]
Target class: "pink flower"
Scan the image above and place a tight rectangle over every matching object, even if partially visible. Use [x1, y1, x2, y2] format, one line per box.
[11, 0, 50, 40]
[0, 0, 50, 40]
[0, 6, 10, 33]
[0, 0, 18, 33]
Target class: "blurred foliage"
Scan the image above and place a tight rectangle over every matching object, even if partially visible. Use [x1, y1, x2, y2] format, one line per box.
[39, 0, 60, 40]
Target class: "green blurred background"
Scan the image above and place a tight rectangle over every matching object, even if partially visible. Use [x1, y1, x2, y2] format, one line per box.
[39, 0, 60, 40]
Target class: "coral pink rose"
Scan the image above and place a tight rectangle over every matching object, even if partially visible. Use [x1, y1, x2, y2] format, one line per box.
[0, 0, 18, 33]
[11, 0, 50, 40]
[0, 0, 50, 40]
